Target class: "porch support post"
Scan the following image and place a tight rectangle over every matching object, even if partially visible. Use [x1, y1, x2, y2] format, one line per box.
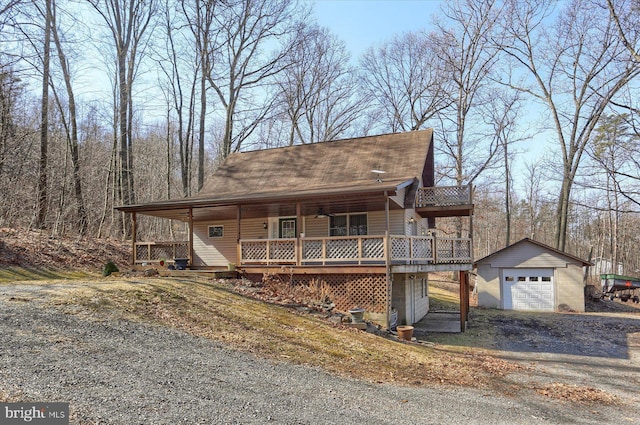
[236, 205, 241, 265]
[131, 212, 137, 266]
[384, 191, 390, 234]
[296, 202, 301, 266]
[188, 207, 194, 265]
[459, 271, 469, 332]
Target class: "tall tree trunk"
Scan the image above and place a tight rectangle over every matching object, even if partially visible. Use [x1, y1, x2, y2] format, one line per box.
[36, 0, 52, 230]
[504, 140, 511, 247]
[50, 0, 87, 234]
[198, 59, 206, 191]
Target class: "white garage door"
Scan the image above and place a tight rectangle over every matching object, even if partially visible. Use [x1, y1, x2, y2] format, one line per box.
[502, 268, 554, 311]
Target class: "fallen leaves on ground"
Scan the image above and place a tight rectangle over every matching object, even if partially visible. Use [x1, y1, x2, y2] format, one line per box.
[535, 382, 619, 405]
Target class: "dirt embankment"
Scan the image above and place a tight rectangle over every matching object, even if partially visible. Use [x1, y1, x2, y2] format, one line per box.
[0, 228, 130, 270]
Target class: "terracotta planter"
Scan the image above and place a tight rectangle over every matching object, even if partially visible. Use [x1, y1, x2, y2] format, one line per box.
[396, 325, 414, 341]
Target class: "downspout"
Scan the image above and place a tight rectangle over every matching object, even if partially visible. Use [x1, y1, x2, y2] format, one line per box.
[385, 190, 391, 330]
[296, 202, 302, 266]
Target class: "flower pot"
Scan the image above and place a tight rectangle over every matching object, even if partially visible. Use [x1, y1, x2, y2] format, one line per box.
[348, 307, 365, 324]
[396, 325, 414, 341]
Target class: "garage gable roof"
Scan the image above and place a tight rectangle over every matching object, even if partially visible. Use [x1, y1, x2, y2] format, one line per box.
[474, 238, 592, 267]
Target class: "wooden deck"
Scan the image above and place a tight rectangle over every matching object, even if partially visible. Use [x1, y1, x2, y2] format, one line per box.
[239, 235, 472, 267]
[415, 185, 473, 218]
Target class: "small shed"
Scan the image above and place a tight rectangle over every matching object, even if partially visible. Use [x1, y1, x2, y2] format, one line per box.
[475, 238, 590, 312]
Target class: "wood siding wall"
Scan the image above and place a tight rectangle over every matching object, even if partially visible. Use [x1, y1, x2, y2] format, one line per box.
[193, 220, 238, 267]
[555, 264, 586, 312]
[476, 263, 501, 308]
[392, 273, 429, 326]
[479, 243, 571, 268]
[193, 210, 416, 267]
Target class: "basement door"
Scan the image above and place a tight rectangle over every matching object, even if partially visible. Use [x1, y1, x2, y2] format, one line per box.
[502, 268, 555, 311]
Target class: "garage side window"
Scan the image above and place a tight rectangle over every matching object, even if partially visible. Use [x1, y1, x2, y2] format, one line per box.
[421, 278, 428, 298]
[208, 225, 224, 238]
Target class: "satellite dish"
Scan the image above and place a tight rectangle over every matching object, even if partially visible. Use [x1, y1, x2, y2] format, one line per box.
[371, 169, 386, 182]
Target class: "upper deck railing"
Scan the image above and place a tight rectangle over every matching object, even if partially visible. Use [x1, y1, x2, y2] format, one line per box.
[416, 185, 472, 208]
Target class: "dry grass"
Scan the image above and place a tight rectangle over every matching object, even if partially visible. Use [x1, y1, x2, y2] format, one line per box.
[2, 272, 622, 405]
[535, 383, 620, 405]
[44, 276, 515, 389]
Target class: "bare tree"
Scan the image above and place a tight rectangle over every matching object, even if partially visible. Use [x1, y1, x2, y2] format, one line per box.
[180, 0, 218, 191]
[430, 0, 504, 187]
[206, 0, 303, 158]
[0, 0, 22, 31]
[158, 0, 197, 197]
[499, 0, 640, 251]
[35, 0, 52, 230]
[276, 24, 362, 145]
[88, 0, 157, 236]
[482, 88, 526, 246]
[359, 30, 451, 134]
[607, 0, 640, 61]
[48, 0, 88, 233]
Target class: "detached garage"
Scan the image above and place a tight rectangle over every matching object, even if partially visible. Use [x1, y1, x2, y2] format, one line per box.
[475, 238, 591, 312]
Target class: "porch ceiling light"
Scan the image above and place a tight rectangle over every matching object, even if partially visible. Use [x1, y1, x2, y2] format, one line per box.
[315, 208, 330, 218]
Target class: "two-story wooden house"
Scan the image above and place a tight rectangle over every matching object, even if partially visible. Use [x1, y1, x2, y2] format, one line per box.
[117, 130, 473, 329]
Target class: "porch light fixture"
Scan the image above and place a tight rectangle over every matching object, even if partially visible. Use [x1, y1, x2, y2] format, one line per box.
[263, 222, 268, 229]
[315, 208, 329, 218]
[408, 217, 416, 224]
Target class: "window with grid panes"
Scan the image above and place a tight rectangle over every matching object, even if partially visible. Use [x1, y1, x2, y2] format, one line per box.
[330, 213, 367, 236]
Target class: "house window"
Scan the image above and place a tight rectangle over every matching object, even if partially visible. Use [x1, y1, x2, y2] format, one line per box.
[330, 213, 367, 236]
[279, 218, 296, 239]
[208, 225, 224, 238]
[329, 215, 347, 236]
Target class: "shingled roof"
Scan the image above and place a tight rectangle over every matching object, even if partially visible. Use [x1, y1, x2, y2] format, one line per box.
[193, 129, 433, 200]
[119, 129, 433, 211]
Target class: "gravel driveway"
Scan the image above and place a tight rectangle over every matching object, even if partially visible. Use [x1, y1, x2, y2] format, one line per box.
[1, 284, 639, 424]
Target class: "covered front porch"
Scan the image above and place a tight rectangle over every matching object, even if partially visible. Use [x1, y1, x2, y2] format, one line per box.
[132, 234, 472, 269]
[127, 185, 474, 268]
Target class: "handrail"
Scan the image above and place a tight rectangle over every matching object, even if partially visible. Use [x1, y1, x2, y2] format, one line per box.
[416, 185, 472, 208]
[239, 235, 472, 266]
[134, 241, 189, 264]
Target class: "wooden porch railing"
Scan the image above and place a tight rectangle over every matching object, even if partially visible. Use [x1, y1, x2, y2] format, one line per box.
[416, 185, 472, 208]
[134, 241, 189, 264]
[239, 235, 472, 266]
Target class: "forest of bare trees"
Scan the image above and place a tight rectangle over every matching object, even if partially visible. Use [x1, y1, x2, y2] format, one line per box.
[1, 0, 639, 275]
